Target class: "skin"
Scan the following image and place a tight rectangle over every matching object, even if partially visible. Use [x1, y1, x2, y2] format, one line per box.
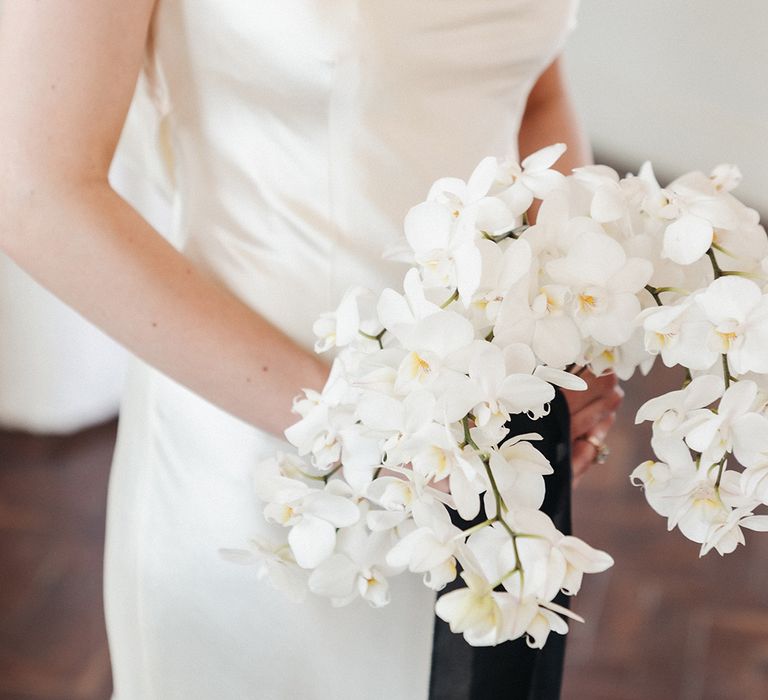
[0, 2, 620, 481]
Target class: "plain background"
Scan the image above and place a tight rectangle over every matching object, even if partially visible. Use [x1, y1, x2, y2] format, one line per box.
[566, 0, 768, 213]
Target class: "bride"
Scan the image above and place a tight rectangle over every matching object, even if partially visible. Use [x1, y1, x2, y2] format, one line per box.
[0, 1, 622, 698]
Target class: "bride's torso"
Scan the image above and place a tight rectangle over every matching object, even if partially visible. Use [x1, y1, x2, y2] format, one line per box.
[140, 0, 577, 349]
[105, 4, 580, 697]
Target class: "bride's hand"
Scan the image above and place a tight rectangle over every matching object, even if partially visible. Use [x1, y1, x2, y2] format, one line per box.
[562, 369, 624, 486]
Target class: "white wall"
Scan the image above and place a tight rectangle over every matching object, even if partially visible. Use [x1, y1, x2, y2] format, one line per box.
[566, 0, 768, 213]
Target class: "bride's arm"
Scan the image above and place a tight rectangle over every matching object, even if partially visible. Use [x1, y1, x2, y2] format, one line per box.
[0, 0, 328, 437]
[518, 57, 592, 179]
[518, 57, 623, 482]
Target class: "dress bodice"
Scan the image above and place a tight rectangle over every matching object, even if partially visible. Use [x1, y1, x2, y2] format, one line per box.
[140, 0, 578, 349]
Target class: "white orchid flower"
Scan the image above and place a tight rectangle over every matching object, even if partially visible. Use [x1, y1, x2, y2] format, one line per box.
[365, 469, 454, 525]
[523, 600, 584, 650]
[730, 410, 768, 470]
[572, 164, 628, 224]
[312, 286, 376, 353]
[402, 159, 503, 304]
[386, 501, 461, 590]
[709, 164, 743, 193]
[389, 309, 475, 399]
[661, 186, 739, 265]
[358, 388, 485, 518]
[435, 569, 509, 646]
[685, 380, 762, 465]
[336, 424, 387, 493]
[496, 143, 568, 216]
[254, 464, 360, 569]
[696, 276, 768, 375]
[428, 156, 499, 211]
[666, 466, 742, 544]
[242, 149, 768, 646]
[376, 267, 441, 332]
[640, 300, 720, 371]
[219, 534, 308, 602]
[700, 506, 768, 556]
[464, 342, 555, 432]
[467, 513, 564, 603]
[740, 460, 768, 504]
[284, 400, 355, 471]
[483, 437, 553, 515]
[556, 536, 614, 596]
[635, 374, 725, 433]
[284, 367, 357, 470]
[472, 237, 533, 325]
[583, 328, 656, 381]
[366, 476, 417, 513]
[356, 388, 436, 457]
[630, 433, 698, 517]
[400, 199, 482, 300]
[712, 218, 768, 277]
[546, 229, 653, 346]
[629, 160, 671, 221]
[308, 518, 395, 607]
[283, 497, 360, 569]
[494, 283, 582, 368]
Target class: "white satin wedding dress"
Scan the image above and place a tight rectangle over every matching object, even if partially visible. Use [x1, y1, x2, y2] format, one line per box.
[104, 1, 578, 698]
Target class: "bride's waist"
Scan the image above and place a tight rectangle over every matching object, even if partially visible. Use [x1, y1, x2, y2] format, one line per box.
[179, 227, 404, 352]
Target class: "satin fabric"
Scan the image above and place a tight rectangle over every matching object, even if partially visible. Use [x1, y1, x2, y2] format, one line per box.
[104, 2, 578, 698]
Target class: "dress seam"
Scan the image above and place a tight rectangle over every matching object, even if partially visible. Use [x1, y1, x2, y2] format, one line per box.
[137, 362, 159, 699]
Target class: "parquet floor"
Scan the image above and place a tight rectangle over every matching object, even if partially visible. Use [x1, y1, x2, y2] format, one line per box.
[1, 365, 767, 699]
[0, 422, 114, 700]
[563, 367, 768, 700]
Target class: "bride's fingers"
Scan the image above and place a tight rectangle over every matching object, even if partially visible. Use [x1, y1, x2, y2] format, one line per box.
[569, 385, 623, 438]
[572, 439, 595, 484]
[562, 370, 619, 413]
[572, 412, 617, 486]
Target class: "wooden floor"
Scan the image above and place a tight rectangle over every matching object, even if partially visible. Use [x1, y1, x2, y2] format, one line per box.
[1, 365, 768, 699]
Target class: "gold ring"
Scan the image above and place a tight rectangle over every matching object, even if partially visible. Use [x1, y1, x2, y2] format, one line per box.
[583, 435, 610, 465]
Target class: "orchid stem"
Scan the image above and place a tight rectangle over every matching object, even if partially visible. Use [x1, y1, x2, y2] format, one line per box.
[481, 223, 530, 243]
[461, 414, 524, 584]
[359, 329, 386, 349]
[707, 248, 724, 278]
[714, 455, 727, 488]
[322, 463, 343, 482]
[490, 564, 521, 590]
[440, 289, 459, 308]
[483, 458, 508, 515]
[644, 285, 663, 307]
[458, 518, 495, 538]
[462, 416, 479, 451]
[511, 535, 525, 590]
[722, 354, 733, 389]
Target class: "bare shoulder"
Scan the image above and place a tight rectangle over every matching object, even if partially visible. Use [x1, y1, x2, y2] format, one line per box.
[0, 0, 158, 183]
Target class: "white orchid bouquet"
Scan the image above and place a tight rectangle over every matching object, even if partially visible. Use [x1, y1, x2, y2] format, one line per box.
[226, 143, 768, 648]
